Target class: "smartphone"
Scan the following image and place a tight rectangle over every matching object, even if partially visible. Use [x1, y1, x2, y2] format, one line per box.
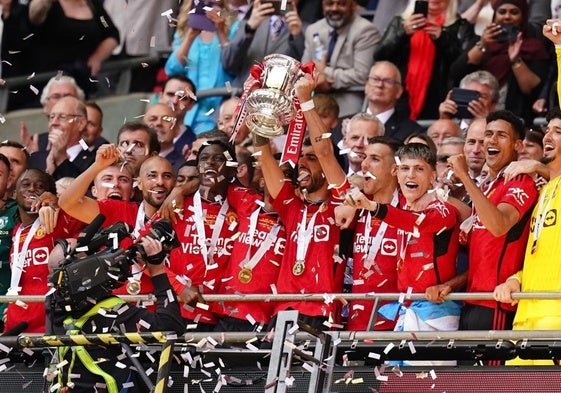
[413, 0, 428, 17]
[497, 24, 520, 42]
[187, 1, 219, 31]
[451, 88, 481, 119]
[266, 0, 293, 15]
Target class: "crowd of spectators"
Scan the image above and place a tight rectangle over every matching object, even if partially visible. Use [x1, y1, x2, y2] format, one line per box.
[2, 0, 561, 379]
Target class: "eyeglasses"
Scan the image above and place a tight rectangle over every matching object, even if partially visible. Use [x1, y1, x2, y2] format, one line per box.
[118, 141, 149, 156]
[436, 154, 450, 164]
[367, 76, 401, 86]
[47, 113, 84, 123]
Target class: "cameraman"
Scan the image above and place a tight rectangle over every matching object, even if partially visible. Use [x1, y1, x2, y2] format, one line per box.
[48, 235, 184, 393]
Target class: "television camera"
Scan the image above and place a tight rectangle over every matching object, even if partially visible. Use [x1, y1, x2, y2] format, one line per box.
[48, 215, 179, 314]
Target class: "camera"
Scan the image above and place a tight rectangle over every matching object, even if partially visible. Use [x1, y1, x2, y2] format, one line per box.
[49, 219, 179, 314]
[497, 24, 519, 43]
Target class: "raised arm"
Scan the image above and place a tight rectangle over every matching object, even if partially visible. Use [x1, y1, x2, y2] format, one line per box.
[294, 73, 346, 188]
[58, 144, 119, 222]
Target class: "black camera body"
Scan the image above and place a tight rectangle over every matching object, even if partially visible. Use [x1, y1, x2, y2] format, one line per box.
[49, 219, 179, 314]
[497, 24, 520, 43]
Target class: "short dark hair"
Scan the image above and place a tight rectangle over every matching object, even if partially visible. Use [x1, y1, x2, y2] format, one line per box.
[0, 153, 10, 172]
[486, 110, 525, 140]
[0, 140, 29, 159]
[396, 143, 437, 169]
[196, 139, 237, 169]
[546, 107, 561, 123]
[163, 74, 197, 95]
[85, 100, 103, 123]
[367, 135, 404, 154]
[117, 121, 160, 153]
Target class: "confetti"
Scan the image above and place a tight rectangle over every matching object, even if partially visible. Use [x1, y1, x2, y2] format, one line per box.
[29, 85, 39, 95]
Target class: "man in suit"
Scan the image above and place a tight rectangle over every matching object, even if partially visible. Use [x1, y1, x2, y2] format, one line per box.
[222, 0, 305, 87]
[363, 61, 423, 141]
[301, 0, 381, 117]
[143, 103, 185, 174]
[28, 97, 94, 180]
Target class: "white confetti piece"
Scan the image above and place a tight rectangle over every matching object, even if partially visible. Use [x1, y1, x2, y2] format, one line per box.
[429, 369, 437, 379]
[79, 139, 89, 150]
[29, 85, 39, 95]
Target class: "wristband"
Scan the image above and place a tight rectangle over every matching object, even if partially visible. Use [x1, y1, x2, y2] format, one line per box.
[511, 57, 523, 68]
[299, 99, 315, 112]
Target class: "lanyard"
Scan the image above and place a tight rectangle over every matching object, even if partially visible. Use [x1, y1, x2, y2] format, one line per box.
[240, 217, 281, 271]
[193, 191, 230, 267]
[9, 218, 41, 294]
[296, 203, 323, 262]
[364, 190, 399, 265]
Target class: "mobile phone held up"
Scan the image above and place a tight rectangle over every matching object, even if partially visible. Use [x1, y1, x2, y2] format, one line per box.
[266, 0, 293, 15]
[451, 88, 481, 119]
[497, 24, 520, 43]
[188, 0, 219, 32]
[413, 0, 428, 17]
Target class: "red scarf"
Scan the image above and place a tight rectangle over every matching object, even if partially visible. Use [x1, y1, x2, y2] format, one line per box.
[405, 15, 444, 120]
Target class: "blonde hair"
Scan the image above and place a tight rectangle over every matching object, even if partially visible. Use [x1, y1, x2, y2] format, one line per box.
[401, 0, 458, 27]
[176, 0, 237, 38]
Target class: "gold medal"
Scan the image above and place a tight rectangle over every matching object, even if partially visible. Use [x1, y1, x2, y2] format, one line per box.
[238, 267, 253, 284]
[126, 279, 141, 295]
[292, 260, 305, 276]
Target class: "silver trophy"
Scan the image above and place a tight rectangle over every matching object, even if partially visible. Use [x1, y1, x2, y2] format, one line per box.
[245, 54, 303, 138]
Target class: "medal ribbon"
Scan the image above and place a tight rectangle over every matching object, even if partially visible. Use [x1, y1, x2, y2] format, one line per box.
[9, 218, 41, 295]
[295, 203, 322, 263]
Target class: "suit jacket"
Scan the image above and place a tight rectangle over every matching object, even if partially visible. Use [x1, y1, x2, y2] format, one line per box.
[222, 17, 305, 87]
[28, 147, 96, 180]
[384, 110, 424, 141]
[302, 15, 381, 117]
[164, 148, 186, 175]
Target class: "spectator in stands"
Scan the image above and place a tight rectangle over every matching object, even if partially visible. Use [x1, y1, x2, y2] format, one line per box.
[28, 96, 94, 180]
[343, 113, 384, 177]
[83, 101, 109, 149]
[404, 132, 438, 156]
[158, 75, 197, 154]
[436, 136, 465, 182]
[20, 75, 85, 155]
[463, 117, 487, 182]
[103, 0, 178, 93]
[518, 127, 545, 161]
[0, 140, 28, 198]
[116, 122, 160, 178]
[447, 110, 539, 356]
[302, 0, 381, 117]
[143, 103, 186, 174]
[217, 97, 240, 139]
[439, 70, 499, 128]
[222, 0, 305, 87]
[427, 119, 462, 146]
[165, 0, 240, 135]
[449, 0, 550, 126]
[375, 0, 475, 120]
[28, 0, 119, 96]
[363, 61, 423, 140]
[372, 0, 408, 35]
